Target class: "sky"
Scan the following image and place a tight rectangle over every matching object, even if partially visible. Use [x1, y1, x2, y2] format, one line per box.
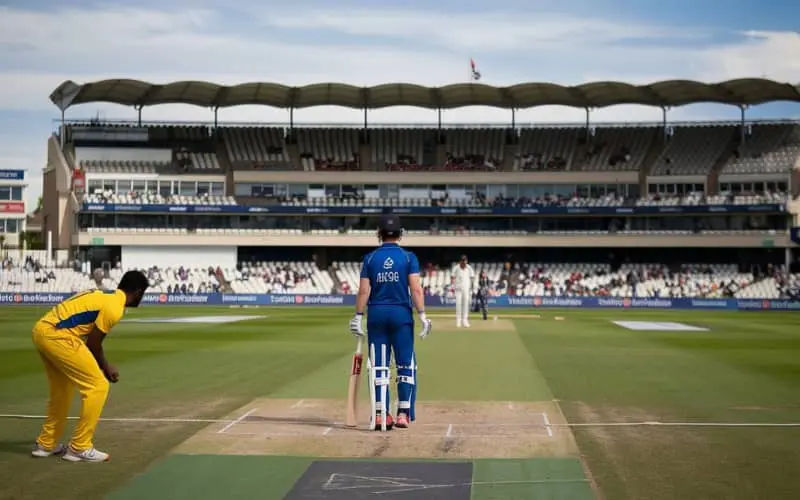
[1, 0, 800, 209]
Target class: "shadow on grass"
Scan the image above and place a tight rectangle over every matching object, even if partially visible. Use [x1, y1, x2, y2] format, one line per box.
[0, 439, 35, 457]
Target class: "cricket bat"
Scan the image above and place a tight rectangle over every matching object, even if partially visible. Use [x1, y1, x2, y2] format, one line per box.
[345, 337, 364, 427]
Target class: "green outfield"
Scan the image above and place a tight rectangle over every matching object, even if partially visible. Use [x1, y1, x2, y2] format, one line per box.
[0, 305, 798, 499]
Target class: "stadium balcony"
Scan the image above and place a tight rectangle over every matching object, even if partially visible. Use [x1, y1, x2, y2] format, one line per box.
[278, 193, 627, 209]
[635, 193, 704, 206]
[384, 159, 498, 172]
[705, 191, 790, 205]
[84, 191, 236, 206]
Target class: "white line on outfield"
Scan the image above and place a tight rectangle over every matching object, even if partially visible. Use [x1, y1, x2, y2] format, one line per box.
[1, 413, 799, 428]
[551, 422, 800, 428]
[217, 408, 257, 434]
[542, 412, 554, 437]
[0, 414, 236, 424]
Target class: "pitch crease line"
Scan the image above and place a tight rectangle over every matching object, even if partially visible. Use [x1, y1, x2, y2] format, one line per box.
[542, 412, 554, 437]
[218, 408, 257, 434]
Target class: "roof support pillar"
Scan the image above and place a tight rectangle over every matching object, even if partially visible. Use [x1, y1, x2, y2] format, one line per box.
[510, 108, 516, 129]
[213, 106, 219, 128]
[289, 107, 294, 131]
[363, 107, 368, 129]
[661, 106, 671, 140]
[60, 108, 66, 149]
[739, 105, 749, 146]
[437, 108, 442, 129]
[135, 105, 143, 126]
[584, 107, 593, 138]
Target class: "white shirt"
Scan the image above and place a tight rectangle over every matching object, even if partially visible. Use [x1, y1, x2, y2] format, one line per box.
[453, 265, 475, 291]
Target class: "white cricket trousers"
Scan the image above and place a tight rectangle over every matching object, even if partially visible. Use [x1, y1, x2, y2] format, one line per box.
[455, 288, 471, 325]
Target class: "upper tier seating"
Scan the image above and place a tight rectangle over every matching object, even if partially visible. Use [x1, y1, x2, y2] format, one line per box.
[67, 123, 800, 175]
[721, 124, 800, 174]
[220, 127, 289, 167]
[650, 125, 736, 175]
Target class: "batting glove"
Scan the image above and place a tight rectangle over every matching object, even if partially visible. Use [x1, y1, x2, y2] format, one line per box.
[418, 312, 432, 339]
[349, 314, 365, 337]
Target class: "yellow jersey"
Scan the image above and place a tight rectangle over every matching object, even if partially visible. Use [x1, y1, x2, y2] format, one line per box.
[38, 289, 127, 337]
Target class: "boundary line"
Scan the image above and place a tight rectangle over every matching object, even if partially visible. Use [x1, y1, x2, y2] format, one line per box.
[1, 413, 799, 428]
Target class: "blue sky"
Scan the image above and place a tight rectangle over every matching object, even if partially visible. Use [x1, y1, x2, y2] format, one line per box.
[1, 0, 799, 208]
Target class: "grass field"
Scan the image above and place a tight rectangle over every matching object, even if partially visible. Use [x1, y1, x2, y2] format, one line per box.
[0, 305, 799, 499]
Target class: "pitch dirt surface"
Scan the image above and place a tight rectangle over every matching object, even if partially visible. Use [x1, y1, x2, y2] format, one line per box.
[175, 398, 579, 459]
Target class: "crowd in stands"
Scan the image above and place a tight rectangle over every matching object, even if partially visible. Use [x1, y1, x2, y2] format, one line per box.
[331, 260, 798, 299]
[273, 190, 790, 210]
[140, 265, 226, 294]
[3, 254, 798, 299]
[82, 185, 794, 210]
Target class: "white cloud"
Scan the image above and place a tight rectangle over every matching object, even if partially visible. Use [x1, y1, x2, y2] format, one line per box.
[261, 9, 698, 52]
[1, 5, 798, 117]
[696, 31, 800, 82]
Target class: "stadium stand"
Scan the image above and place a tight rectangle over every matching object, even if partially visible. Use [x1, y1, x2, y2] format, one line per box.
[650, 125, 736, 175]
[3, 254, 798, 300]
[13, 78, 797, 305]
[721, 124, 800, 174]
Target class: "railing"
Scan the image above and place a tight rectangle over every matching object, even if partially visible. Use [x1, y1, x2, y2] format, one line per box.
[54, 118, 800, 130]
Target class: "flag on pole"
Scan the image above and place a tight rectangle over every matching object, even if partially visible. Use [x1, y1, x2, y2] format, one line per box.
[470, 58, 481, 81]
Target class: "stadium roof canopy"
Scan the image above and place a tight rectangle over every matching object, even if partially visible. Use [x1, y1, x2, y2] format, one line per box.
[50, 78, 800, 111]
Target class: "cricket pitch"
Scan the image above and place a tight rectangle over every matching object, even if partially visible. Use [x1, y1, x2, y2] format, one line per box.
[175, 398, 579, 459]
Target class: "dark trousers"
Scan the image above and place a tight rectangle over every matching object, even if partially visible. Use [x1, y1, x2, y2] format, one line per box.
[473, 293, 488, 320]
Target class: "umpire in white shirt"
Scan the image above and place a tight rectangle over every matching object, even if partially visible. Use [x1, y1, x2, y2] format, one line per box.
[453, 255, 475, 327]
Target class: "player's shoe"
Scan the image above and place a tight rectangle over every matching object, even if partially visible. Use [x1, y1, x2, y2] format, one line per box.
[31, 442, 66, 458]
[395, 413, 410, 428]
[463, 321, 471, 328]
[62, 446, 110, 463]
[456, 321, 462, 328]
[372, 414, 394, 431]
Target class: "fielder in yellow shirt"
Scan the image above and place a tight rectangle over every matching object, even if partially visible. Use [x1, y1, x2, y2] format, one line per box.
[30, 270, 149, 463]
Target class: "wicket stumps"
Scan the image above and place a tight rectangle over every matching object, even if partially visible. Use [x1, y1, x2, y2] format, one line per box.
[368, 342, 390, 431]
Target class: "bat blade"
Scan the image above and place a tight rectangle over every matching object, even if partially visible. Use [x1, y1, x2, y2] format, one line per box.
[345, 337, 364, 427]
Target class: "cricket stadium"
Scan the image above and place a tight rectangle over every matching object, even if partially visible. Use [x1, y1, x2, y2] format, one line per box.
[0, 78, 799, 499]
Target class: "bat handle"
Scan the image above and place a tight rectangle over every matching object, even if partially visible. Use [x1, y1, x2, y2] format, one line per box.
[355, 336, 364, 355]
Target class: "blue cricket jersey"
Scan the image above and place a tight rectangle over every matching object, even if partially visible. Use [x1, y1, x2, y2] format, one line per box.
[360, 243, 420, 310]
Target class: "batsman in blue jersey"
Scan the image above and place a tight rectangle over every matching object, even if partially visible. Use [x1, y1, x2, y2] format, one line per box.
[349, 214, 432, 430]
